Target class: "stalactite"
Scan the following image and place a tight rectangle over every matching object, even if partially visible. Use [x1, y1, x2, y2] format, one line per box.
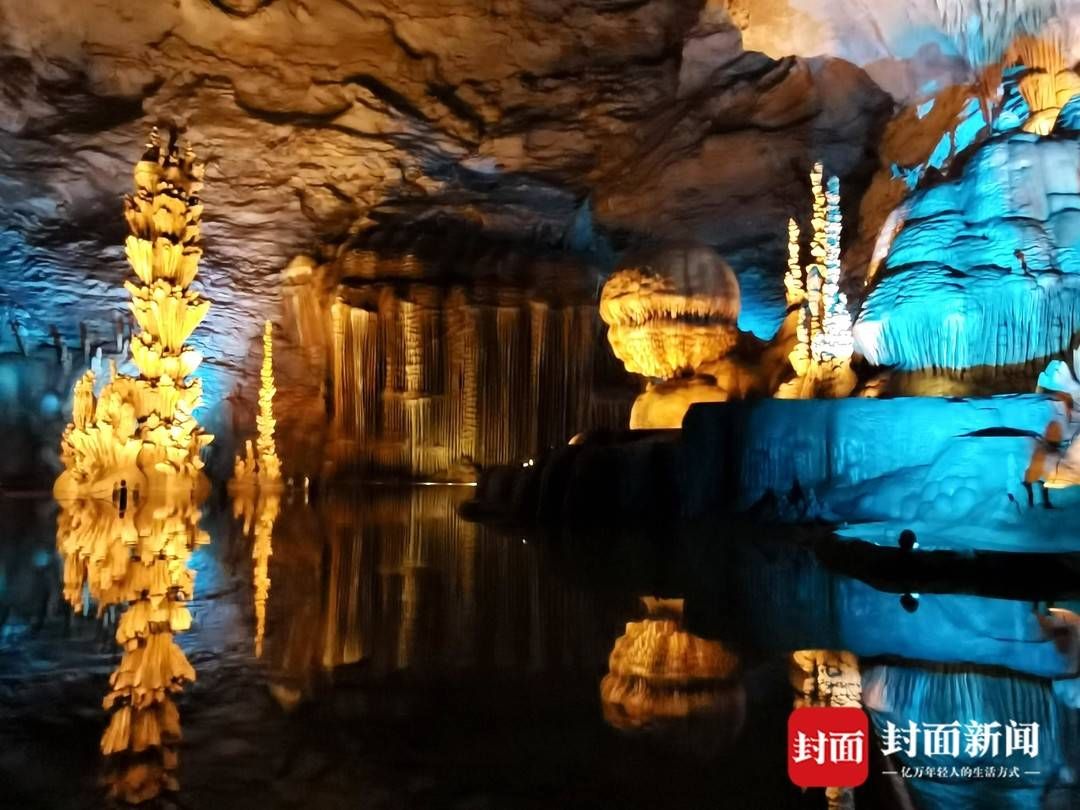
[330, 280, 626, 479]
[1007, 30, 1080, 135]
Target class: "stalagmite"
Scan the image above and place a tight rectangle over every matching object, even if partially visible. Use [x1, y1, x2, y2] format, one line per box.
[52, 129, 218, 801]
[599, 251, 741, 380]
[812, 176, 854, 363]
[232, 320, 283, 488]
[782, 164, 855, 398]
[54, 128, 213, 501]
[783, 217, 804, 306]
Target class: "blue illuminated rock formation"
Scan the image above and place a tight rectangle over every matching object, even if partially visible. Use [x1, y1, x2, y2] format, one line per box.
[856, 130, 1080, 371]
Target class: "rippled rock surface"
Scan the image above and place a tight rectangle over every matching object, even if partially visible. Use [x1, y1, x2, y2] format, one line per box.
[856, 131, 1080, 373]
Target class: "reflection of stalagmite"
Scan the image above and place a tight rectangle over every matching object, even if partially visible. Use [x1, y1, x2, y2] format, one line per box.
[791, 650, 862, 810]
[57, 497, 206, 803]
[53, 129, 216, 802]
[55, 128, 213, 501]
[600, 598, 745, 753]
[791, 649, 862, 709]
[233, 487, 280, 658]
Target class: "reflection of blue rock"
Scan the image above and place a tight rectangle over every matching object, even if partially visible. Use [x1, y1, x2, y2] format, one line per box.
[856, 133, 1080, 371]
[863, 663, 1078, 809]
[686, 539, 1074, 678]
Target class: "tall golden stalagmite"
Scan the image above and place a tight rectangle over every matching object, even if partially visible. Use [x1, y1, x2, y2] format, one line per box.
[780, 163, 855, 399]
[783, 217, 804, 307]
[53, 128, 216, 803]
[232, 320, 283, 487]
[54, 127, 213, 501]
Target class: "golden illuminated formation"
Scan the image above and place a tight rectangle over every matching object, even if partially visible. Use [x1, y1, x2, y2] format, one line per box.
[232, 320, 283, 487]
[233, 487, 280, 657]
[599, 246, 741, 380]
[791, 650, 862, 810]
[53, 128, 216, 803]
[783, 217, 804, 307]
[780, 164, 855, 399]
[600, 598, 745, 752]
[1008, 32, 1080, 135]
[54, 127, 213, 500]
[56, 497, 206, 802]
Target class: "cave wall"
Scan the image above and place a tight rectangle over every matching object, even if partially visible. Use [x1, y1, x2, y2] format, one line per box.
[0, 1, 894, 478]
[327, 240, 635, 480]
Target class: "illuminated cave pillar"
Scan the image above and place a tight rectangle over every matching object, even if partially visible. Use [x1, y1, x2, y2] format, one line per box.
[807, 162, 826, 347]
[528, 300, 549, 459]
[55, 128, 213, 502]
[445, 287, 479, 471]
[781, 164, 854, 398]
[784, 217, 804, 307]
[232, 320, 283, 488]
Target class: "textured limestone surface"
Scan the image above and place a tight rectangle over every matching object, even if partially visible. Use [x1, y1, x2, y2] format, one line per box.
[0, 0, 894, 481]
[0, 1, 891, 362]
[856, 132, 1080, 371]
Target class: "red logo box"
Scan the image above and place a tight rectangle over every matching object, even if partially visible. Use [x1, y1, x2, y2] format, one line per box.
[788, 707, 870, 788]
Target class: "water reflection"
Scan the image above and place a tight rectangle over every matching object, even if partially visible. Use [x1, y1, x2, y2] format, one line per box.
[263, 486, 609, 684]
[55, 496, 205, 803]
[231, 488, 279, 659]
[0, 489, 1076, 808]
[600, 597, 746, 756]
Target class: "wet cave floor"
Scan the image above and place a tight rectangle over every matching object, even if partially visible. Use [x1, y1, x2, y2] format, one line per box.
[0, 487, 1076, 810]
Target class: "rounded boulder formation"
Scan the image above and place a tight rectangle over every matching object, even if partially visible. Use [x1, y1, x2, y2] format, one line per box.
[600, 244, 741, 380]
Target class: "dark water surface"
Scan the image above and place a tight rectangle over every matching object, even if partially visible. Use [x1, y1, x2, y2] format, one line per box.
[0, 488, 804, 810]
[1, 488, 1078, 810]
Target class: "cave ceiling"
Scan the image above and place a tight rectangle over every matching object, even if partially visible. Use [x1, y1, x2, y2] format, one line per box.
[0, 0, 1040, 376]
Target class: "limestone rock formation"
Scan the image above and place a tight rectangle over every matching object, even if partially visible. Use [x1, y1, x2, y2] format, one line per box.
[0, 0, 892, 486]
[600, 245, 741, 380]
[856, 132, 1080, 373]
[328, 234, 633, 479]
[54, 128, 213, 500]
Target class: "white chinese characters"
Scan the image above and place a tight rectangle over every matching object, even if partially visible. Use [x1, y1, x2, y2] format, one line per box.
[793, 730, 866, 765]
[880, 720, 1039, 759]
